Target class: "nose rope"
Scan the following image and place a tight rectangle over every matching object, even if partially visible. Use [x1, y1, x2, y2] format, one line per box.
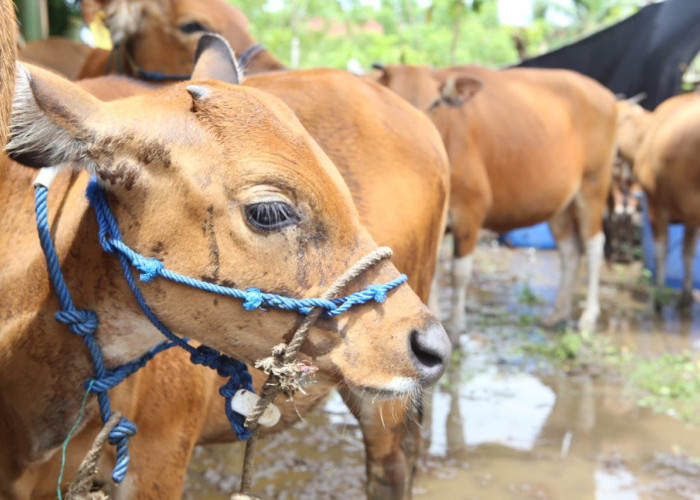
[239, 246, 395, 495]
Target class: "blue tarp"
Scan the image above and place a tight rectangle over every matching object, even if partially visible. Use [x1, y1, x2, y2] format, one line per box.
[500, 222, 557, 250]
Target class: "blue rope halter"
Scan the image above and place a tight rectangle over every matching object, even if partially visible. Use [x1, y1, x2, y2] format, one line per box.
[35, 173, 407, 485]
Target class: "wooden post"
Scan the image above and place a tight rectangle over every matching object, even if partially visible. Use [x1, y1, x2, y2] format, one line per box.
[16, 0, 48, 42]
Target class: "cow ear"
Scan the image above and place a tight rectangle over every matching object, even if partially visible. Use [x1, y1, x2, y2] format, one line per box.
[6, 63, 103, 171]
[191, 33, 242, 85]
[440, 76, 483, 107]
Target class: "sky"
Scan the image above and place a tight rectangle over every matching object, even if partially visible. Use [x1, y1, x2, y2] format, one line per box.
[268, 0, 576, 27]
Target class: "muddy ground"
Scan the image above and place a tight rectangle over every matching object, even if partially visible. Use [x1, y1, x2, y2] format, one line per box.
[183, 238, 700, 499]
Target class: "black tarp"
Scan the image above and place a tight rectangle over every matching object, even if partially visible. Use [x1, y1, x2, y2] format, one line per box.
[517, 0, 700, 110]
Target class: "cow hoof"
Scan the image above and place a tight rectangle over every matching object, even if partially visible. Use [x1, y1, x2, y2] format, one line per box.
[577, 311, 599, 334]
[541, 311, 568, 330]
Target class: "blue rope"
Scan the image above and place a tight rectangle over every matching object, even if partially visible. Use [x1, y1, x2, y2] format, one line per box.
[86, 179, 407, 317]
[35, 185, 180, 483]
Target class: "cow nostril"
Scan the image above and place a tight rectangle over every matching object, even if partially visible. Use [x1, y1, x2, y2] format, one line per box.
[410, 329, 445, 369]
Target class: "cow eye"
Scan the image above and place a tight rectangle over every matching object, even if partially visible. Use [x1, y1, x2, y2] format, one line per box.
[179, 21, 208, 34]
[245, 202, 300, 231]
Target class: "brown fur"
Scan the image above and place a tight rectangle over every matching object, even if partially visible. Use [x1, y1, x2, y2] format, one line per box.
[1, 63, 449, 499]
[0, 0, 16, 146]
[19, 37, 93, 81]
[373, 64, 618, 334]
[618, 94, 700, 305]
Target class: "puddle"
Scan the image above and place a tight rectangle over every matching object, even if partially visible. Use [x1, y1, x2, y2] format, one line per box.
[184, 240, 700, 499]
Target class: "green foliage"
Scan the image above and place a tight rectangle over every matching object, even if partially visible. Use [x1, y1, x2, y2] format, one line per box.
[517, 281, 545, 306]
[630, 352, 700, 422]
[527, 330, 583, 361]
[229, 0, 644, 71]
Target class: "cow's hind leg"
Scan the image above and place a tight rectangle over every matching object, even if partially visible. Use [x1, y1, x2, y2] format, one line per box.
[650, 209, 670, 312]
[680, 224, 698, 309]
[544, 206, 582, 328]
[339, 388, 421, 500]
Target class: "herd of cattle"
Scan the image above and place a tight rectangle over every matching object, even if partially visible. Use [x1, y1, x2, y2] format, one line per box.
[0, 0, 697, 498]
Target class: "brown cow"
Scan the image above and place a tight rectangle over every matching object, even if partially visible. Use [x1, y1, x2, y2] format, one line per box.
[617, 94, 700, 308]
[19, 37, 94, 81]
[1, 40, 450, 499]
[0, 0, 16, 146]
[77, 0, 284, 79]
[372, 64, 618, 339]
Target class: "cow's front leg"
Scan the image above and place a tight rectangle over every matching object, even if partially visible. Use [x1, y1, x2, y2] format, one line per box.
[339, 388, 422, 500]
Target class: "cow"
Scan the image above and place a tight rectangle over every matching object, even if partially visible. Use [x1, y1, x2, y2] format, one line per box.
[21, 2, 451, 497]
[77, 0, 284, 79]
[0, 38, 450, 499]
[370, 64, 618, 340]
[0, 0, 16, 146]
[617, 94, 700, 309]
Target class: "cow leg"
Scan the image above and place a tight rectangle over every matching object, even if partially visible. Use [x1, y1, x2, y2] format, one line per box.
[428, 258, 442, 319]
[544, 207, 581, 327]
[579, 231, 605, 332]
[680, 225, 698, 309]
[448, 253, 474, 345]
[339, 388, 421, 500]
[446, 165, 490, 345]
[650, 210, 669, 312]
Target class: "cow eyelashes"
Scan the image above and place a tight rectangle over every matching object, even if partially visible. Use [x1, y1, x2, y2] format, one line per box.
[179, 21, 209, 34]
[244, 202, 300, 231]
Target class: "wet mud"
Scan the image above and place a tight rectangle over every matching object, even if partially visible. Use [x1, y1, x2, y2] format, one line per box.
[184, 239, 700, 499]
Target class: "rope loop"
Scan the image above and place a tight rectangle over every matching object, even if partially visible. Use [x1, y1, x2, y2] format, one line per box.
[242, 288, 264, 311]
[108, 417, 137, 483]
[190, 345, 221, 369]
[55, 310, 99, 337]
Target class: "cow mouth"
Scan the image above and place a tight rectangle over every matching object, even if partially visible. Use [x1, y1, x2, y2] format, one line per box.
[345, 377, 420, 401]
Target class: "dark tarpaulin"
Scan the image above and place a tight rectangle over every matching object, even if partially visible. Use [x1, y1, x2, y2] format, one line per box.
[517, 0, 700, 109]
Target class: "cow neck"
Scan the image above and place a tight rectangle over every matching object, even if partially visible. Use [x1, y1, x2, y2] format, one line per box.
[0, 170, 162, 474]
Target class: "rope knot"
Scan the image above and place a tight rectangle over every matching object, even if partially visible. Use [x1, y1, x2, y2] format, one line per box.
[254, 343, 317, 396]
[55, 309, 99, 337]
[132, 255, 163, 282]
[242, 288, 263, 310]
[368, 284, 387, 303]
[190, 345, 221, 369]
[108, 416, 137, 483]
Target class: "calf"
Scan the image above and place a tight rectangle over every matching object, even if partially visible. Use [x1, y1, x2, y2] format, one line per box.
[1, 43, 450, 498]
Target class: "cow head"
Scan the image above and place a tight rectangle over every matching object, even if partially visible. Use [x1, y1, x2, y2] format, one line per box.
[369, 64, 482, 113]
[615, 95, 650, 168]
[6, 36, 449, 398]
[81, 0, 285, 75]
